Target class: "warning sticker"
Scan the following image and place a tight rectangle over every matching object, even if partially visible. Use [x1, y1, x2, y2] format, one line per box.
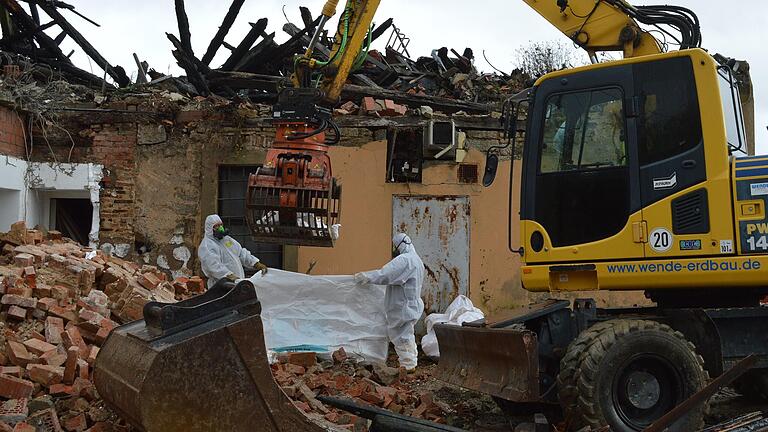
[750, 182, 768, 196]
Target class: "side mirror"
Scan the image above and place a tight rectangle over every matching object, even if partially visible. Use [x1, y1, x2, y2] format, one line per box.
[482, 153, 499, 187]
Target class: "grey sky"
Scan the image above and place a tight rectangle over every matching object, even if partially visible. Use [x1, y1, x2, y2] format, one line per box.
[46, 1, 768, 152]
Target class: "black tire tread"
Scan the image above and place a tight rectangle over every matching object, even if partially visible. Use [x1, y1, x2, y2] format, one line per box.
[573, 319, 709, 431]
[557, 320, 616, 425]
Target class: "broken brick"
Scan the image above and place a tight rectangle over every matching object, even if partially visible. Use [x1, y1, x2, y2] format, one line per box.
[27, 364, 64, 387]
[287, 352, 316, 368]
[44, 317, 64, 345]
[86, 347, 99, 365]
[22, 339, 56, 357]
[5, 342, 33, 368]
[63, 347, 78, 385]
[0, 375, 33, 399]
[138, 273, 161, 290]
[40, 347, 67, 368]
[62, 328, 89, 359]
[12, 254, 34, 268]
[49, 305, 77, 323]
[36, 298, 57, 312]
[6, 306, 27, 321]
[1, 295, 37, 309]
[332, 347, 348, 363]
[63, 413, 86, 432]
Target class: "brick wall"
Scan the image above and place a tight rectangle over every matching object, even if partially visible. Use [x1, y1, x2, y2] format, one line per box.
[90, 123, 137, 248]
[0, 105, 26, 158]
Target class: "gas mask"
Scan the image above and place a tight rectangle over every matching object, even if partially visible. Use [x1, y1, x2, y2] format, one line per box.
[392, 238, 409, 258]
[213, 225, 229, 240]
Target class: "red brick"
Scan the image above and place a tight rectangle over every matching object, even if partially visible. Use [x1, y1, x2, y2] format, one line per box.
[0, 367, 20, 378]
[50, 286, 69, 301]
[21, 267, 35, 289]
[332, 347, 348, 363]
[32, 285, 51, 298]
[86, 346, 99, 366]
[1, 295, 36, 309]
[292, 400, 311, 413]
[6, 306, 26, 321]
[12, 254, 33, 267]
[27, 364, 63, 386]
[40, 347, 67, 367]
[287, 352, 316, 368]
[49, 305, 77, 323]
[63, 347, 78, 385]
[22, 339, 55, 356]
[186, 276, 204, 293]
[45, 316, 65, 345]
[48, 383, 76, 397]
[12, 423, 34, 432]
[0, 374, 33, 399]
[361, 96, 378, 113]
[284, 364, 306, 375]
[77, 360, 89, 381]
[77, 309, 106, 333]
[137, 273, 161, 290]
[63, 413, 86, 432]
[36, 298, 57, 312]
[5, 342, 32, 367]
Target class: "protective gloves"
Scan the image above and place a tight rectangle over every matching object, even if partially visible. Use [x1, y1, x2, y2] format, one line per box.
[354, 272, 370, 285]
[254, 262, 269, 275]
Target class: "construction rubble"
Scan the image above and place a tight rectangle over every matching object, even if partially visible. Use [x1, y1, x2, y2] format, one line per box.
[0, 221, 207, 431]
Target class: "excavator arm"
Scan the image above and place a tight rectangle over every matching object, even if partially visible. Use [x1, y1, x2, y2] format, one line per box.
[523, 0, 701, 59]
[246, 0, 380, 247]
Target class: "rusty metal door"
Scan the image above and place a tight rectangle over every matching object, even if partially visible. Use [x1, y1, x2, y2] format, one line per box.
[392, 195, 469, 313]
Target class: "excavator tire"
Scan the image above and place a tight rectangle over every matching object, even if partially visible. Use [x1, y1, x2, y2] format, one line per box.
[556, 321, 616, 429]
[572, 319, 708, 432]
[733, 368, 768, 400]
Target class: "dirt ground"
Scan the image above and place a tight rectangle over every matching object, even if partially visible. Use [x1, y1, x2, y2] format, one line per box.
[408, 357, 768, 431]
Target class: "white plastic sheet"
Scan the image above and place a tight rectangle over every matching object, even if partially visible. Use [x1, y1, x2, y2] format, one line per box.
[247, 269, 388, 364]
[421, 295, 484, 358]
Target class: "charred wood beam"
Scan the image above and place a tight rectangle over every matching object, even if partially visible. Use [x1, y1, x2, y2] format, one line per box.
[34, 1, 130, 86]
[222, 41, 235, 51]
[166, 32, 209, 95]
[299, 6, 315, 36]
[221, 18, 267, 71]
[201, 0, 245, 65]
[233, 32, 276, 72]
[28, 0, 38, 25]
[53, 30, 65, 45]
[133, 53, 147, 84]
[341, 84, 492, 114]
[0, 0, 70, 63]
[284, 22, 389, 72]
[174, 0, 193, 55]
[39, 57, 114, 88]
[206, 70, 281, 93]
[370, 18, 392, 43]
[19, 0, 101, 27]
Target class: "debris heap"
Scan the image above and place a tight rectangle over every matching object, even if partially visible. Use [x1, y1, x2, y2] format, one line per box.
[0, 221, 201, 431]
[271, 348, 452, 431]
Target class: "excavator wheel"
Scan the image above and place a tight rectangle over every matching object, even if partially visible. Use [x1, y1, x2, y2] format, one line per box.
[556, 320, 616, 430]
[733, 368, 768, 400]
[571, 319, 708, 432]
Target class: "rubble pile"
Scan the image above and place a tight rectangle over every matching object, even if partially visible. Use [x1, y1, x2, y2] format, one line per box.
[0, 221, 200, 431]
[271, 348, 452, 431]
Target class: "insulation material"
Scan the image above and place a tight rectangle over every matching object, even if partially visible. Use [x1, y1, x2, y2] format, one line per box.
[248, 269, 388, 364]
[422, 295, 484, 358]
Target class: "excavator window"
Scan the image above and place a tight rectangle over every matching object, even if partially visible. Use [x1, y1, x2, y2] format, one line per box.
[634, 57, 702, 166]
[540, 88, 626, 173]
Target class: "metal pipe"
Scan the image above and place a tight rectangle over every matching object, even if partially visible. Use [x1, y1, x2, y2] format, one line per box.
[305, 14, 332, 58]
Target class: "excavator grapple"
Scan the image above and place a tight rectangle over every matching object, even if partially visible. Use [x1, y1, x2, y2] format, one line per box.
[246, 88, 341, 247]
[93, 279, 325, 432]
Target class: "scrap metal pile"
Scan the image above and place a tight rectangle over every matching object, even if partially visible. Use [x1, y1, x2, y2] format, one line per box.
[0, 0, 526, 115]
[0, 221, 202, 431]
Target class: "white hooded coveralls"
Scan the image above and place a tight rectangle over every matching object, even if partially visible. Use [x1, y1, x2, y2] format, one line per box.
[198, 214, 260, 288]
[360, 233, 425, 369]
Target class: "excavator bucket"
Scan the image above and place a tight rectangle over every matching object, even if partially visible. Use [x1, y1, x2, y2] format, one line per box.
[93, 279, 326, 432]
[246, 125, 341, 247]
[433, 323, 540, 402]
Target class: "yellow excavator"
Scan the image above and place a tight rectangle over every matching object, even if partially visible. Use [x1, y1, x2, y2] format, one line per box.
[94, 0, 760, 431]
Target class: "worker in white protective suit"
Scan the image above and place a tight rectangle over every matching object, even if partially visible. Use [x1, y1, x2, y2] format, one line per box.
[198, 214, 268, 289]
[354, 233, 425, 370]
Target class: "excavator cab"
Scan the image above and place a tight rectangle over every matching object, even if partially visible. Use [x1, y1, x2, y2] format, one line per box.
[246, 88, 342, 247]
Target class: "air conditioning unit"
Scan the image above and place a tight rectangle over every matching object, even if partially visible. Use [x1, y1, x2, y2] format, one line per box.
[423, 120, 456, 160]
